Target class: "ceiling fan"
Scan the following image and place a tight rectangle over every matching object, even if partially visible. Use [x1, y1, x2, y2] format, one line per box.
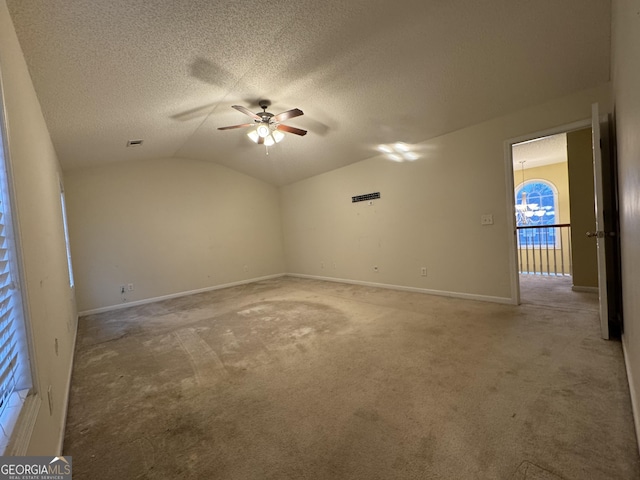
[218, 100, 307, 146]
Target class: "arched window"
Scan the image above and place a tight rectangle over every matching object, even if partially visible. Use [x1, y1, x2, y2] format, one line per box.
[515, 180, 558, 246]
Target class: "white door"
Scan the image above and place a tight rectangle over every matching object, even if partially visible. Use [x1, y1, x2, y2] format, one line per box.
[590, 103, 609, 339]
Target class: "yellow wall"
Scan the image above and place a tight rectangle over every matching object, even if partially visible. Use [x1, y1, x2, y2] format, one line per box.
[567, 128, 598, 288]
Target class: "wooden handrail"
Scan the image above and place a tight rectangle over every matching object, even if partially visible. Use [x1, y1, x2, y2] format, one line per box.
[516, 223, 570, 230]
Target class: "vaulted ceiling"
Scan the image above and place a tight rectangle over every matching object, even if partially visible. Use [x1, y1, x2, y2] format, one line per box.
[6, 0, 611, 186]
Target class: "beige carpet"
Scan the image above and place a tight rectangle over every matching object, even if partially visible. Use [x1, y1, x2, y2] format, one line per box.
[519, 274, 599, 312]
[64, 276, 639, 479]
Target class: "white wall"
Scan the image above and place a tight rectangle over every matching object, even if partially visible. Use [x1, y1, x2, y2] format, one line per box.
[64, 158, 285, 313]
[281, 84, 611, 302]
[0, 0, 77, 454]
[612, 0, 640, 448]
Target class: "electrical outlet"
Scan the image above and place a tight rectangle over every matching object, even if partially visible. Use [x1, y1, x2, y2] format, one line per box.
[127, 283, 134, 291]
[119, 285, 126, 294]
[421, 267, 427, 276]
[481, 214, 494, 225]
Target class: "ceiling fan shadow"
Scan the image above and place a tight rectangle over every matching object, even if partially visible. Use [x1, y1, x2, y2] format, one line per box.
[190, 57, 238, 88]
[302, 117, 331, 137]
[171, 57, 260, 121]
[171, 103, 218, 121]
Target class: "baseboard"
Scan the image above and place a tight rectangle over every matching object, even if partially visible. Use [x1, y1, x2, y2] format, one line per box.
[572, 285, 599, 293]
[78, 274, 286, 316]
[56, 314, 78, 455]
[622, 335, 640, 456]
[287, 273, 514, 305]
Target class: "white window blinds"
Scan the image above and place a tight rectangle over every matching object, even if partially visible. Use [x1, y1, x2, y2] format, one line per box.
[0, 72, 31, 428]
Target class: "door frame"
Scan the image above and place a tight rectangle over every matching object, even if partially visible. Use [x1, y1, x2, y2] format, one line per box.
[504, 119, 591, 305]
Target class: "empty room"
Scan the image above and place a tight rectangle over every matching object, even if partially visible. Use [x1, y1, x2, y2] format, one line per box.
[1, 0, 640, 479]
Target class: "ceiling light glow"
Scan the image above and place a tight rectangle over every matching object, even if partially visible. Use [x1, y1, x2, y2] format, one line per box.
[273, 130, 285, 143]
[248, 125, 285, 147]
[377, 142, 420, 162]
[247, 130, 259, 143]
[257, 124, 270, 138]
[248, 124, 285, 147]
[394, 142, 409, 152]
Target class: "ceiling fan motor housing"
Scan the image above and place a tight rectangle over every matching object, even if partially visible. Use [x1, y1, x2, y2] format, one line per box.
[258, 100, 274, 123]
[258, 112, 274, 123]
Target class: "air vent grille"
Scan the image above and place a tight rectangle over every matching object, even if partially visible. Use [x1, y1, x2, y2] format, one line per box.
[352, 192, 380, 203]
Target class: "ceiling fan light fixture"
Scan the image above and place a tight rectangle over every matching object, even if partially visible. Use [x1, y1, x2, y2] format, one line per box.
[264, 130, 286, 147]
[247, 128, 284, 147]
[247, 129, 260, 143]
[256, 124, 271, 138]
[272, 130, 285, 143]
[222, 101, 307, 147]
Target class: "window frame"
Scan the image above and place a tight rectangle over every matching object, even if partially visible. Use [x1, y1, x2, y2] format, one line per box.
[0, 63, 40, 456]
[59, 179, 74, 289]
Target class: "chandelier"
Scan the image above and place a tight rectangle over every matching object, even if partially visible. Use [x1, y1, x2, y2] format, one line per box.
[515, 161, 555, 226]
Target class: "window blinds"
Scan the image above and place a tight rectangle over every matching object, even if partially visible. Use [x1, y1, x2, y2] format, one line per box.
[0, 214, 18, 417]
[0, 83, 30, 421]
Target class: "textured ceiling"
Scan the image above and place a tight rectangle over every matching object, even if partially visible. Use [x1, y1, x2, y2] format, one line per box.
[513, 133, 568, 170]
[6, 0, 611, 186]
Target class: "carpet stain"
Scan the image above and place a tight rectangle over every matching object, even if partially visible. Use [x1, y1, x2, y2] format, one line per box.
[353, 408, 381, 422]
[64, 278, 639, 480]
[414, 434, 436, 464]
[174, 327, 228, 385]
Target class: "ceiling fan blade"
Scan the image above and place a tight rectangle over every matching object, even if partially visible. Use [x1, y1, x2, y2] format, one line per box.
[277, 124, 308, 136]
[218, 123, 253, 130]
[257, 135, 265, 145]
[272, 108, 304, 123]
[232, 105, 261, 120]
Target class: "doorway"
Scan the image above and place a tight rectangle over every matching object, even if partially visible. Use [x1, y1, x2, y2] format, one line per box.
[505, 120, 598, 310]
